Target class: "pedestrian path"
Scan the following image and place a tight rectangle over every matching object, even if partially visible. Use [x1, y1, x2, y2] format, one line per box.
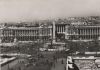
[51, 58, 66, 70]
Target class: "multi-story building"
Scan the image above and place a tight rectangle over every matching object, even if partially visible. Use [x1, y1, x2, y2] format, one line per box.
[54, 20, 100, 42]
[0, 18, 100, 43]
[0, 24, 52, 43]
[55, 22, 70, 42]
[65, 22, 100, 41]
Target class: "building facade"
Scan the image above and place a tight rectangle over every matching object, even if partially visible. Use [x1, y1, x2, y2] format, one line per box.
[0, 21, 100, 43]
[0, 24, 52, 43]
[54, 21, 100, 42]
[65, 23, 100, 41]
[55, 22, 69, 42]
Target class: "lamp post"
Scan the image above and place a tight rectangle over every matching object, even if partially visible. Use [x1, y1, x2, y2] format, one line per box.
[49, 37, 53, 49]
[86, 47, 88, 52]
[36, 39, 40, 60]
[94, 39, 99, 57]
[37, 39, 40, 51]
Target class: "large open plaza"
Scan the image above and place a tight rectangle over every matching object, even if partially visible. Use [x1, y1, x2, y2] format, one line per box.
[0, 1, 100, 70]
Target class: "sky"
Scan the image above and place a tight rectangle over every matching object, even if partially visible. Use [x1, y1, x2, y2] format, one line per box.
[0, 0, 100, 22]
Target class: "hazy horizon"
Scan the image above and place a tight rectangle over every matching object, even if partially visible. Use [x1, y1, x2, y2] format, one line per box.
[0, 0, 100, 23]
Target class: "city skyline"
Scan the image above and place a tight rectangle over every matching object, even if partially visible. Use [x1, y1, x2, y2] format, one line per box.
[0, 0, 100, 23]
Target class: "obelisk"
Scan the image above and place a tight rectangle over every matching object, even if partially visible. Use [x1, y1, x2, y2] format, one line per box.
[52, 21, 56, 43]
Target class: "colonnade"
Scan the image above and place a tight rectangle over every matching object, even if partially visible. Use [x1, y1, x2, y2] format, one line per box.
[78, 27, 100, 35]
[56, 25, 65, 33]
[68, 26, 100, 40]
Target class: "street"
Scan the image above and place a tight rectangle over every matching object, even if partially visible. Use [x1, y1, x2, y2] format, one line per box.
[51, 58, 66, 70]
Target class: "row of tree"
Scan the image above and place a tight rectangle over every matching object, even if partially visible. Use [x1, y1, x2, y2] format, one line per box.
[65, 39, 100, 54]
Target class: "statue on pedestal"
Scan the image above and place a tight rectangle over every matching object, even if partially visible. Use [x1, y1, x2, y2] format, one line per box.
[14, 37, 17, 43]
[0, 38, 2, 43]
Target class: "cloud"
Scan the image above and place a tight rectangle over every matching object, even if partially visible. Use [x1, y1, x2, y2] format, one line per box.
[0, 0, 100, 22]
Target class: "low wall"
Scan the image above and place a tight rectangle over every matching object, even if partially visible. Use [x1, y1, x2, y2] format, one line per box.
[1, 58, 18, 70]
[85, 52, 100, 55]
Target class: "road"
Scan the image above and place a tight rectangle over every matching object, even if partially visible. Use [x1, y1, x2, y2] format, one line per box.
[51, 58, 66, 70]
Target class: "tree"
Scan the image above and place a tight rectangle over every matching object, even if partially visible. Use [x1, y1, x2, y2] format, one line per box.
[88, 39, 100, 52]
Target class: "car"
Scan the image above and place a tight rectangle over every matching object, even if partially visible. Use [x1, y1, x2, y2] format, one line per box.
[25, 63, 30, 67]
